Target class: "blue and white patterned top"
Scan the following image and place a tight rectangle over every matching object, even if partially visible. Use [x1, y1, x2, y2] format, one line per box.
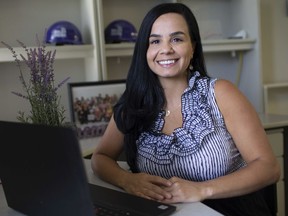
[135, 72, 246, 181]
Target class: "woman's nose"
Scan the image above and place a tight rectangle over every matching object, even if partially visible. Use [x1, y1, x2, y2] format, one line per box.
[160, 43, 174, 54]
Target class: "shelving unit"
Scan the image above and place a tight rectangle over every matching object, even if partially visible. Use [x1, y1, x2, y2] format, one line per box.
[1, 0, 262, 111]
[0, 0, 263, 121]
[0, 0, 103, 122]
[105, 39, 256, 57]
[97, 0, 263, 113]
[0, 45, 94, 62]
[264, 82, 288, 114]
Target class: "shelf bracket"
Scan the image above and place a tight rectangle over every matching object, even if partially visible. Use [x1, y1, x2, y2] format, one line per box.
[231, 50, 236, 58]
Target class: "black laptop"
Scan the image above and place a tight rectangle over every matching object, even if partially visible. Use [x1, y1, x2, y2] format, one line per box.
[0, 120, 176, 216]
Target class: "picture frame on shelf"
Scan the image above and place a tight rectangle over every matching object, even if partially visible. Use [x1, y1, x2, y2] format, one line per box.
[68, 79, 126, 139]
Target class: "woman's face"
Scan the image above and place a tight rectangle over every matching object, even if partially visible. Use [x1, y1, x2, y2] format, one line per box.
[146, 13, 194, 79]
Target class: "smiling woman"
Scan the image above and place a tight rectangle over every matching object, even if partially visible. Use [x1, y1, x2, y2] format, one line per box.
[91, 3, 280, 216]
[147, 13, 193, 81]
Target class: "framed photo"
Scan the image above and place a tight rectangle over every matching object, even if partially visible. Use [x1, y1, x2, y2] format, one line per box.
[68, 79, 126, 139]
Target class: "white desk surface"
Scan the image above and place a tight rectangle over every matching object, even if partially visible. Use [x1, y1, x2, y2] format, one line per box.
[0, 159, 223, 216]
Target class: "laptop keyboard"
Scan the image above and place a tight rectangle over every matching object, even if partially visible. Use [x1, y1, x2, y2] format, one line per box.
[94, 203, 132, 216]
[89, 184, 176, 216]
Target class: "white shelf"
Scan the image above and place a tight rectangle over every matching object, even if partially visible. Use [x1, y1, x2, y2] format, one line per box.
[264, 82, 288, 89]
[264, 82, 288, 114]
[105, 39, 256, 57]
[0, 44, 94, 62]
[105, 43, 135, 57]
[202, 39, 256, 52]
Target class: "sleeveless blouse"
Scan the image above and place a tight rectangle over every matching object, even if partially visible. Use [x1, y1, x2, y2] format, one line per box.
[135, 72, 247, 181]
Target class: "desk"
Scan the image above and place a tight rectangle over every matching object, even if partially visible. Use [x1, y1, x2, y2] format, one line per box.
[2, 113, 287, 216]
[0, 159, 223, 216]
[259, 113, 288, 216]
[80, 136, 102, 158]
[79, 113, 288, 216]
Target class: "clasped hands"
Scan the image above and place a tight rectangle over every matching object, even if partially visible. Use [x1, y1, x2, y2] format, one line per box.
[122, 172, 204, 204]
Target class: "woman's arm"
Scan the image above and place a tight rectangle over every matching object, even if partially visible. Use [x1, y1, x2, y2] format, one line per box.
[91, 116, 129, 187]
[161, 79, 281, 203]
[91, 116, 173, 200]
[206, 79, 280, 198]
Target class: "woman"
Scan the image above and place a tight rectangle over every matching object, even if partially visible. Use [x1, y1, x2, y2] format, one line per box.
[91, 3, 280, 215]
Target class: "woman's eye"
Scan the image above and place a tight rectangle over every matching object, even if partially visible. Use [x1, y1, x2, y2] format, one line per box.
[172, 37, 183, 43]
[150, 39, 160, 44]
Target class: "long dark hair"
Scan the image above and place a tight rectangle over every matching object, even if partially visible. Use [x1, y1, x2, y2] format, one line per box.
[114, 3, 208, 172]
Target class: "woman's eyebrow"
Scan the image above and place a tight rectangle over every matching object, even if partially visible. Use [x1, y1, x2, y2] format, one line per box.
[170, 31, 185, 37]
[149, 31, 185, 38]
[149, 33, 161, 38]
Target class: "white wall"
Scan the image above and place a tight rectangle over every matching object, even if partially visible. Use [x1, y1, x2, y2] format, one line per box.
[261, 0, 288, 115]
[261, 0, 288, 83]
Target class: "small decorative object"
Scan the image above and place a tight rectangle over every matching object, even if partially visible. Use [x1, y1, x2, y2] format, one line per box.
[1, 36, 70, 127]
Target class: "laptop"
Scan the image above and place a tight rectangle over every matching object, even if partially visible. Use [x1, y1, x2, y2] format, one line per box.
[0, 120, 176, 216]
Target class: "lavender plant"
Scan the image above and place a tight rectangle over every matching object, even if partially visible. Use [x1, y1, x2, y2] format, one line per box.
[1, 38, 70, 126]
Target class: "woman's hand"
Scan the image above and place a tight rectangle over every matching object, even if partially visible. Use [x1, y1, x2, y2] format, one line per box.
[122, 172, 173, 201]
[161, 177, 205, 203]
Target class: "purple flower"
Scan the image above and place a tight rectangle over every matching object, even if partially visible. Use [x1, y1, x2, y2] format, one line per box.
[1, 36, 70, 126]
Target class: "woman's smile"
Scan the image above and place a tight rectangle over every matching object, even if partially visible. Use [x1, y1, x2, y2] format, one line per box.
[157, 59, 178, 67]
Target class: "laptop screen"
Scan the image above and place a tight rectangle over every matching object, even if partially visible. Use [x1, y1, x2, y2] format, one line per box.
[0, 121, 176, 216]
[0, 121, 95, 216]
